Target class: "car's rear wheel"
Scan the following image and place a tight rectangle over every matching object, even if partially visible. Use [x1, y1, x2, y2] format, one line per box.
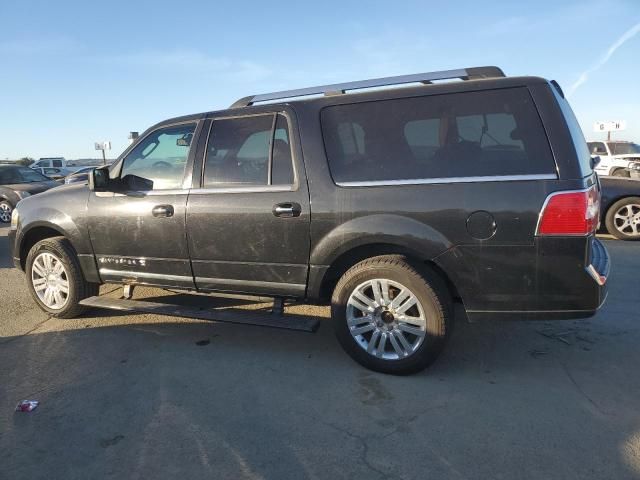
[331, 255, 452, 375]
[26, 237, 99, 318]
[0, 200, 13, 223]
[605, 197, 640, 240]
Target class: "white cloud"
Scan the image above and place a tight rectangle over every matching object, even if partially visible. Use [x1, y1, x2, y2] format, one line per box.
[568, 20, 640, 97]
[0, 37, 79, 55]
[105, 50, 272, 82]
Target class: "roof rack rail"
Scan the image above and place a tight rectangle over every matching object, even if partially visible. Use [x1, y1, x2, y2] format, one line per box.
[230, 66, 505, 108]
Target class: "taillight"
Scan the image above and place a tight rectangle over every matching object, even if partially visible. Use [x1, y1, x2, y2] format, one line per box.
[537, 185, 600, 236]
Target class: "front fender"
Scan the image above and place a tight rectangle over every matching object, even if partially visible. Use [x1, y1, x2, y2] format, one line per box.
[310, 214, 452, 267]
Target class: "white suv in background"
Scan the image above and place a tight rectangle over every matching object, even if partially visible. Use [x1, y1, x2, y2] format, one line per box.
[588, 141, 640, 177]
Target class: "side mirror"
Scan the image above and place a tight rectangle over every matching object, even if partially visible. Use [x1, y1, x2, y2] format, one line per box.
[590, 155, 601, 170]
[89, 166, 111, 191]
[122, 174, 154, 192]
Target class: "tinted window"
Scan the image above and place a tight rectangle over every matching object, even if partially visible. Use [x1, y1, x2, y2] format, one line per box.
[120, 123, 196, 190]
[609, 142, 640, 155]
[321, 88, 556, 184]
[52, 159, 63, 167]
[271, 114, 294, 185]
[203, 114, 294, 187]
[0, 167, 48, 184]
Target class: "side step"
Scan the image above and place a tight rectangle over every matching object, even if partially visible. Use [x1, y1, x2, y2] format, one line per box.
[79, 296, 321, 333]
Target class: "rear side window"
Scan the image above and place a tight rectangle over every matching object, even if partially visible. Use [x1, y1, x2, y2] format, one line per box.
[321, 88, 556, 184]
[204, 114, 294, 187]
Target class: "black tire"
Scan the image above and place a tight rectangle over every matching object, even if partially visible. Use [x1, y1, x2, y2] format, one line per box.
[0, 200, 13, 223]
[331, 255, 452, 375]
[25, 236, 99, 318]
[605, 196, 640, 240]
[611, 168, 631, 178]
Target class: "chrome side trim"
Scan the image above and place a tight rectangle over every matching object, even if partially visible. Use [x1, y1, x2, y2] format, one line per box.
[586, 264, 607, 286]
[190, 185, 294, 194]
[336, 173, 557, 187]
[99, 269, 192, 282]
[195, 276, 305, 291]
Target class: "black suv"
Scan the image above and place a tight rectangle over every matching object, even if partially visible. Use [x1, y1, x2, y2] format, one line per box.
[8, 67, 609, 374]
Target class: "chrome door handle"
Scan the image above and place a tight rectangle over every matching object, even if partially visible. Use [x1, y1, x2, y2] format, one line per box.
[273, 202, 301, 218]
[152, 205, 174, 217]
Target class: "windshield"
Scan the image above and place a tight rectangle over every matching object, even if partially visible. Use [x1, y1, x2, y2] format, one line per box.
[0, 167, 50, 184]
[608, 142, 640, 155]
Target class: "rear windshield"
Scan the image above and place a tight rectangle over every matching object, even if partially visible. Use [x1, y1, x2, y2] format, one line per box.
[321, 87, 556, 184]
[552, 88, 593, 176]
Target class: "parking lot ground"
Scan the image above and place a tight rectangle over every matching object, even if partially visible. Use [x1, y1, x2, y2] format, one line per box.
[1, 224, 639, 480]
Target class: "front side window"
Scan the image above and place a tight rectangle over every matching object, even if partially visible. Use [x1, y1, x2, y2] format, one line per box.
[588, 142, 607, 155]
[120, 123, 196, 190]
[203, 114, 294, 187]
[321, 88, 556, 184]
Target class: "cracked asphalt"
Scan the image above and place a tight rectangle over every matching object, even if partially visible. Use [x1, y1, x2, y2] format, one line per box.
[1, 224, 639, 479]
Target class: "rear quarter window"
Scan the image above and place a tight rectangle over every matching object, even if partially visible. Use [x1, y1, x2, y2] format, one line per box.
[552, 88, 593, 177]
[321, 87, 556, 184]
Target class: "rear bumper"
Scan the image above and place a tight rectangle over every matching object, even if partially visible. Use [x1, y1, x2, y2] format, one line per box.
[438, 236, 610, 321]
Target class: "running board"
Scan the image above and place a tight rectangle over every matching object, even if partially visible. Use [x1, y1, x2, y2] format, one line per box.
[79, 296, 321, 332]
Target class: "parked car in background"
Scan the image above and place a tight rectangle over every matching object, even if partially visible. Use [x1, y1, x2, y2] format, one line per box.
[30, 157, 79, 178]
[629, 163, 640, 179]
[64, 166, 97, 185]
[31, 166, 66, 180]
[0, 165, 60, 223]
[599, 176, 640, 240]
[588, 141, 640, 177]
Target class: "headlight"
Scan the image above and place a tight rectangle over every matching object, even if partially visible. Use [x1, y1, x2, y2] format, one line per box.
[630, 163, 640, 171]
[15, 190, 31, 199]
[10, 208, 19, 229]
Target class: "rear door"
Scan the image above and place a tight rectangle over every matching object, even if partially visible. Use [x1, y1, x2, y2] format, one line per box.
[186, 110, 311, 297]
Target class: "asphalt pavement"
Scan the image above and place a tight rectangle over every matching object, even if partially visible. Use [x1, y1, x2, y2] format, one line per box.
[1, 224, 639, 480]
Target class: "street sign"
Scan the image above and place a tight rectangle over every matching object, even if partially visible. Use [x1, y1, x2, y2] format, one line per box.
[94, 140, 111, 165]
[593, 121, 626, 132]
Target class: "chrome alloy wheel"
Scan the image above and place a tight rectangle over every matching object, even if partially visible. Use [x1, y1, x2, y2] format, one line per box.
[0, 202, 11, 223]
[346, 279, 427, 360]
[613, 203, 640, 237]
[31, 252, 70, 309]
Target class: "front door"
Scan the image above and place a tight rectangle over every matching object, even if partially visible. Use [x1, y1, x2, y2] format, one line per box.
[87, 121, 200, 288]
[186, 111, 311, 297]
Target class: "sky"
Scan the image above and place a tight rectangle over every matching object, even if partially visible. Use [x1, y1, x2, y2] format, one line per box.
[0, 0, 639, 160]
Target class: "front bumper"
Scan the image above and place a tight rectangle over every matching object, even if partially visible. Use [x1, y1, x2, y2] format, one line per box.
[7, 228, 21, 270]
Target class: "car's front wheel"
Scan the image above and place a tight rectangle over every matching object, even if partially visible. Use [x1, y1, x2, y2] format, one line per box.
[605, 197, 640, 240]
[0, 200, 13, 223]
[25, 237, 99, 318]
[331, 255, 452, 375]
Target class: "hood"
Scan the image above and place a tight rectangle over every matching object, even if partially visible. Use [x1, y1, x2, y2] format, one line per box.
[3, 180, 60, 195]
